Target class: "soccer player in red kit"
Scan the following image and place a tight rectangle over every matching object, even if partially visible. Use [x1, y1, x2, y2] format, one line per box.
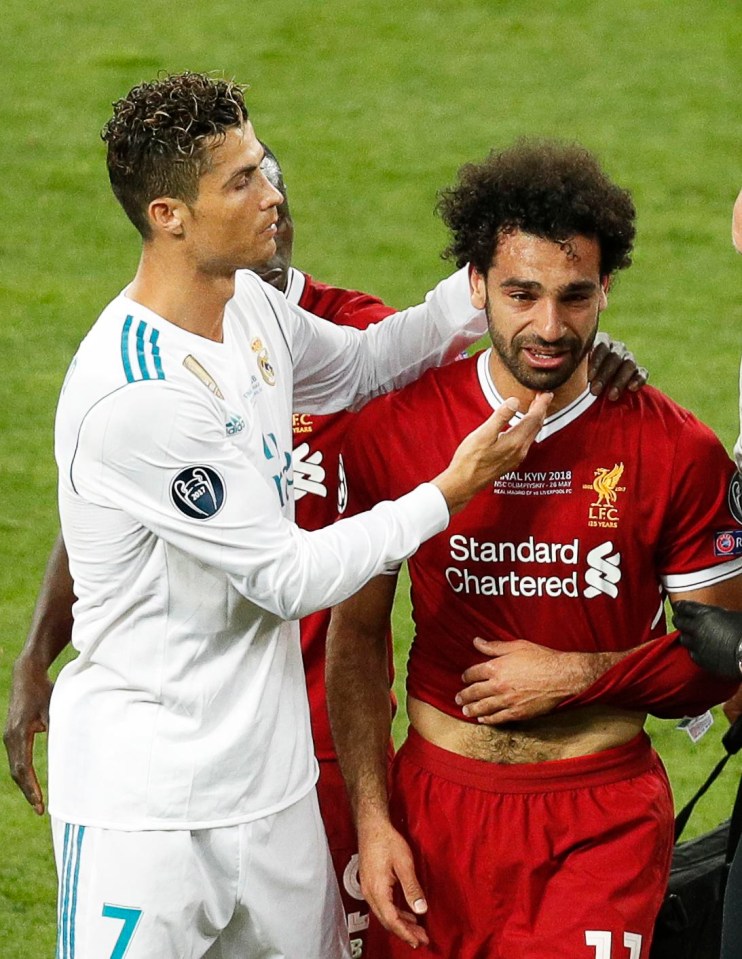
[5, 143, 648, 959]
[326, 140, 742, 959]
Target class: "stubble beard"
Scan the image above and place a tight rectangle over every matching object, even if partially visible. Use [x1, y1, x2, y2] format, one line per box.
[487, 304, 599, 393]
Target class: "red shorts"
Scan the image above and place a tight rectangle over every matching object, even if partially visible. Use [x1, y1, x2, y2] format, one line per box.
[316, 759, 371, 959]
[368, 729, 673, 959]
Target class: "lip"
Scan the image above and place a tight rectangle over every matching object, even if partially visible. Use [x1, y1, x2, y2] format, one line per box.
[522, 347, 568, 370]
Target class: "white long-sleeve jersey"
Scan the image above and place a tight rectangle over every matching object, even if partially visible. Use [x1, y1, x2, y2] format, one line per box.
[49, 267, 482, 829]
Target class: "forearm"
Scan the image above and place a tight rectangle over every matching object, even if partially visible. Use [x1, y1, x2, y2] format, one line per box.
[17, 533, 74, 670]
[326, 586, 396, 830]
[4, 532, 74, 814]
[557, 632, 739, 718]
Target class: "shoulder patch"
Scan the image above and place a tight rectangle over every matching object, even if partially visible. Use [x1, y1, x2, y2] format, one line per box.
[170, 466, 225, 520]
[729, 473, 742, 525]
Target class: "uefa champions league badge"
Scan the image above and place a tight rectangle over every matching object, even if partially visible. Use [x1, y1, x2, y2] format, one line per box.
[728, 473, 742, 525]
[251, 337, 276, 386]
[170, 466, 225, 519]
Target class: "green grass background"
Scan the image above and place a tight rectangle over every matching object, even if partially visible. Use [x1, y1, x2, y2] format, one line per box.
[1, 0, 740, 953]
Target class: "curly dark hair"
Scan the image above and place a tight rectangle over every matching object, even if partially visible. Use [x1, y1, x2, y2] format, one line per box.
[101, 72, 248, 238]
[437, 139, 636, 277]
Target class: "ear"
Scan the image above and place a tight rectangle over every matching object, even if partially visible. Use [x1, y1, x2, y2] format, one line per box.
[148, 197, 188, 237]
[470, 266, 487, 310]
[598, 274, 611, 310]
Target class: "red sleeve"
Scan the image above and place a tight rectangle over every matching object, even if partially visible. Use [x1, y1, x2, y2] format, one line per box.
[556, 631, 740, 718]
[298, 274, 395, 332]
[658, 411, 742, 589]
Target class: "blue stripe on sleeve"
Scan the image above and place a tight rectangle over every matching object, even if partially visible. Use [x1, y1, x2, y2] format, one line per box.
[121, 316, 135, 383]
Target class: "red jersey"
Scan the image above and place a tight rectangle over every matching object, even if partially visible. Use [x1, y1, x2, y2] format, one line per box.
[340, 350, 742, 721]
[286, 269, 395, 759]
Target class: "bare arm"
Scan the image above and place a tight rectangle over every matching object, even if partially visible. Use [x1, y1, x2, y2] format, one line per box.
[456, 575, 742, 725]
[326, 575, 429, 950]
[455, 639, 629, 724]
[4, 533, 75, 814]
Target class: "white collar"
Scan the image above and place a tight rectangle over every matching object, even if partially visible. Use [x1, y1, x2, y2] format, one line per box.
[476, 348, 599, 443]
[283, 267, 306, 306]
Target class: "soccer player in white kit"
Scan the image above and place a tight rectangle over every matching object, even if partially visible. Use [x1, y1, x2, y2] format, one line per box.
[49, 72, 551, 959]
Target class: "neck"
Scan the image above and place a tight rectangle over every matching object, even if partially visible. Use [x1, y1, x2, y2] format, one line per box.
[127, 245, 235, 342]
[486, 350, 589, 416]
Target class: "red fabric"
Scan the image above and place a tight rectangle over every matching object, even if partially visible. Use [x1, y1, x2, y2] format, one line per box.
[316, 760, 372, 956]
[294, 274, 396, 760]
[339, 355, 741, 721]
[294, 275, 396, 959]
[558, 630, 740, 718]
[367, 729, 673, 959]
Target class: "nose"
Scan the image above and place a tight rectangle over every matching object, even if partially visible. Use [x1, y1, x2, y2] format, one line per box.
[531, 299, 565, 341]
[260, 174, 284, 210]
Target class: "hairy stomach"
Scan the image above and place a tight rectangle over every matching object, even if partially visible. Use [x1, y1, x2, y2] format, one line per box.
[407, 696, 645, 764]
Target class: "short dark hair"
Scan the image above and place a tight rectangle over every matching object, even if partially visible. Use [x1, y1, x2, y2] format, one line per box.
[437, 139, 636, 277]
[101, 72, 248, 238]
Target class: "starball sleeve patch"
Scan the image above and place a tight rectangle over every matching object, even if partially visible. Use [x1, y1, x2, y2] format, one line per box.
[170, 466, 226, 520]
[729, 473, 742, 526]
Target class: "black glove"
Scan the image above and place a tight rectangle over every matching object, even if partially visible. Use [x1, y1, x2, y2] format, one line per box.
[673, 600, 742, 679]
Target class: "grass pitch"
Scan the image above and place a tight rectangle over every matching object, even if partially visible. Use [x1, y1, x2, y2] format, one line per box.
[1, 0, 741, 953]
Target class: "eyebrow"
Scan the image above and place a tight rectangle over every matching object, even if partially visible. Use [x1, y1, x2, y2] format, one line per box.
[223, 157, 263, 188]
[499, 277, 599, 294]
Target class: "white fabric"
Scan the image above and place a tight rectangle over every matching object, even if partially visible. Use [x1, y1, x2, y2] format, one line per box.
[52, 792, 350, 959]
[49, 268, 477, 829]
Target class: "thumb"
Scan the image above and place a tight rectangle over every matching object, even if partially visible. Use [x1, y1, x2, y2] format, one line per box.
[473, 636, 510, 655]
[398, 864, 427, 916]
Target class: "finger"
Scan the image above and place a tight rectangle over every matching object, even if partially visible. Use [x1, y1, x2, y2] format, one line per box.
[18, 768, 45, 815]
[628, 366, 649, 391]
[603, 356, 639, 401]
[509, 392, 551, 442]
[471, 636, 510, 655]
[487, 396, 521, 434]
[4, 721, 45, 814]
[460, 692, 512, 718]
[671, 600, 706, 630]
[459, 663, 493, 684]
[399, 866, 427, 920]
[396, 912, 431, 948]
[456, 680, 501, 707]
[473, 704, 524, 725]
[589, 351, 623, 397]
[587, 339, 610, 381]
[374, 899, 428, 948]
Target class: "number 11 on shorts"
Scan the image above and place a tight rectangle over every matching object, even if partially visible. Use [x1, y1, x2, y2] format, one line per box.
[585, 931, 643, 959]
[102, 904, 142, 959]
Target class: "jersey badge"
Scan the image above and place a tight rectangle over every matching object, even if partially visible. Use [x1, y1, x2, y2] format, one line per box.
[183, 355, 224, 399]
[582, 462, 626, 529]
[728, 473, 742, 525]
[251, 337, 276, 386]
[714, 530, 742, 558]
[170, 466, 225, 520]
[292, 441, 326, 501]
[583, 540, 622, 598]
